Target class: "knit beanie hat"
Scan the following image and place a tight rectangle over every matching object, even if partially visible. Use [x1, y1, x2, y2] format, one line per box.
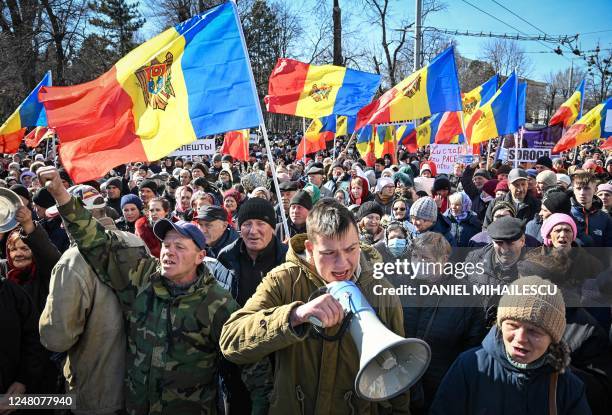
[540, 213, 577, 247]
[535, 156, 553, 170]
[393, 172, 414, 187]
[409, 196, 437, 222]
[104, 177, 123, 190]
[357, 200, 384, 220]
[10, 184, 31, 202]
[536, 170, 557, 188]
[495, 180, 509, 193]
[290, 190, 313, 210]
[33, 188, 55, 209]
[432, 176, 451, 193]
[237, 197, 276, 229]
[491, 200, 517, 218]
[138, 179, 158, 195]
[482, 179, 499, 197]
[497, 276, 566, 343]
[120, 194, 143, 211]
[542, 191, 571, 215]
[474, 169, 490, 179]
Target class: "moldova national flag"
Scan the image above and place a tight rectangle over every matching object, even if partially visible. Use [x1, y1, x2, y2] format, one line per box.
[265, 58, 380, 119]
[356, 47, 462, 130]
[396, 123, 417, 153]
[466, 72, 518, 145]
[336, 115, 356, 137]
[461, 74, 498, 123]
[414, 111, 464, 147]
[296, 116, 335, 159]
[374, 125, 397, 159]
[0, 71, 52, 153]
[549, 80, 585, 128]
[553, 98, 612, 153]
[356, 125, 376, 167]
[39, 2, 262, 184]
[221, 129, 250, 162]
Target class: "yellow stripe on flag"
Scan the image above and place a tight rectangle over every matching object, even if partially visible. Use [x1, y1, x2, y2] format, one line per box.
[388, 67, 431, 121]
[295, 65, 346, 118]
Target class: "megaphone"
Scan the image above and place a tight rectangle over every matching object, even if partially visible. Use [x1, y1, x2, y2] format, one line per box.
[0, 188, 24, 233]
[312, 280, 431, 401]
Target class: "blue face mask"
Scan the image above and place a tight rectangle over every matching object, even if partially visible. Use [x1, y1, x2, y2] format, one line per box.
[387, 238, 407, 256]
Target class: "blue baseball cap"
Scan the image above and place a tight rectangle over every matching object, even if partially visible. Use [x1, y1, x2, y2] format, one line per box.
[153, 219, 206, 251]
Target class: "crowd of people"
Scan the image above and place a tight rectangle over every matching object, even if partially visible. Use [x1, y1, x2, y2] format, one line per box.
[1, 134, 611, 414]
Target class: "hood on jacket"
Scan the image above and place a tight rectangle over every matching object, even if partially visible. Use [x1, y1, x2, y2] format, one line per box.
[286, 233, 380, 287]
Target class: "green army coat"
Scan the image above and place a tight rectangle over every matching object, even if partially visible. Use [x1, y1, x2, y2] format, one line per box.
[220, 233, 411, 415]
[58, 198, 239, 415]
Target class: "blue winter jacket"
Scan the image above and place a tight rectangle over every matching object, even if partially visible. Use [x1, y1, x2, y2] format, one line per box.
[430, 326, 591, 415]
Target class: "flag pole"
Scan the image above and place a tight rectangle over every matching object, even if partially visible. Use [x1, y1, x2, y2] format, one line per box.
[230, 0, 290, 237]
[260, 123, 290, 237]
[302, 117, 307, 163]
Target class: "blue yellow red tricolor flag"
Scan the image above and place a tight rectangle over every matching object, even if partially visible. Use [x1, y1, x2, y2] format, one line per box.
[296, 116, 336, 159]
[415, 111, 464, 147]
[336, 115, 356, 137]
[221, 129, 250, 161]
[461, 74, 498, 123]
[549, 79, 585, 128]
[396, 123, 417, 153]
[39, 2, 262, 183]
[0, 71, 51, 153]
[356, 47, 462, 130]
[553, 98, 612, 153]
[374, 125, 397, 160]
[356, 125, 376, 166]
[466, 72, 518, 144]
[265, 58, 380, 119]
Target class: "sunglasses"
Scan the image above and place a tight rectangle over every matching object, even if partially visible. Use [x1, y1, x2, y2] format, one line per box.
[393, 207, 406, 211]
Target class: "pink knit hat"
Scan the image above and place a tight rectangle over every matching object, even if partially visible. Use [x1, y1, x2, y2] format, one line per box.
[541, 213, 577, 247]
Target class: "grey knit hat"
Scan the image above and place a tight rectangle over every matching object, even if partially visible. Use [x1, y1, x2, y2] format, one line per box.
[409, 196, 437, 222]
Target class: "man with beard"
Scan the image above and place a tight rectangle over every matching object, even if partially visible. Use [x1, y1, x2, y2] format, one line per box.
[466, 216, 527, 326]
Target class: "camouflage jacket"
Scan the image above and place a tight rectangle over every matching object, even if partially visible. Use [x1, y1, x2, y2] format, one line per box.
[58, 198, 244, 415]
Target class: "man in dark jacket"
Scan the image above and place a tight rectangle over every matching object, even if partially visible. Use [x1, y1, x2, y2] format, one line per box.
[460, 162, 492, 222]
[33, 187, 69, 252]
[212, 197, 287, 414]
[195, 205, 238, 259]
[570, 171, 612, 248]
[466, 216, 528, 326]
[276, 190, 312, 241]
[103, 177, 124, 215]
[525, 190, 572, 244]
[483, 168, 540, 228]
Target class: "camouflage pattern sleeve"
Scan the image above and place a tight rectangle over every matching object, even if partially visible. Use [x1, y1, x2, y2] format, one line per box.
[241, 358, 273, 415]
[58, 197, 158, 308]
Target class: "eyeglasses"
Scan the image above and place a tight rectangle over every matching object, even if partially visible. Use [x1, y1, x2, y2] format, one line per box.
[393, 207, 406, 211]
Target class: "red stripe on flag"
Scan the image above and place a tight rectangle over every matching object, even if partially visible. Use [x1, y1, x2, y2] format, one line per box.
[221, 130, 249, 161]
[549, 106, 573, 127]
[40, 67, 146, 183]
[0, 128, 25, 153]
[552, 124, 585, 154]
[355, 89, 396, 130]
[25, 127, 51, 148]
[265, 58, 309, 115]
[434, 111, 463, 144]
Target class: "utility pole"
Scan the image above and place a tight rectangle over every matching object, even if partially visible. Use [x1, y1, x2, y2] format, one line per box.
[568, 59, 574, 95]
[414, 0, 422, 71]
[333, 0, 343, 65]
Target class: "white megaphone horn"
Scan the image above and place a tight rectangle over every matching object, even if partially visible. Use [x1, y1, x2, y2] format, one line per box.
[309, 280, 431, 401]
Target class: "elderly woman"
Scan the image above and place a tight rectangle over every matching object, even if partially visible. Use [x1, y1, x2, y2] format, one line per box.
[116, 194, 143, 233]
[348, 176, 373, 206]
[356, 201, 384, 244]
[390, 198, 411, 230]
[444, 192, 482, 247]
[4, 205, 61, 394]
[431, 276, 591, 415]
[373, 221, 412, 264]
[172, 185, 193, 221]
[223, 189, 241, 225]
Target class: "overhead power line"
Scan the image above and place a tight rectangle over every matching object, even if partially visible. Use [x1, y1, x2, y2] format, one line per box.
[424, 27, 577, 44]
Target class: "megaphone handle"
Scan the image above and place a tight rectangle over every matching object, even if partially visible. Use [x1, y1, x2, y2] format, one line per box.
[310, 312, 353, 341]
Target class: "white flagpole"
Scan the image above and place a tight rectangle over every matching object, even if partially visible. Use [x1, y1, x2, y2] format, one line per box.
[231, 0, 290, 237]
